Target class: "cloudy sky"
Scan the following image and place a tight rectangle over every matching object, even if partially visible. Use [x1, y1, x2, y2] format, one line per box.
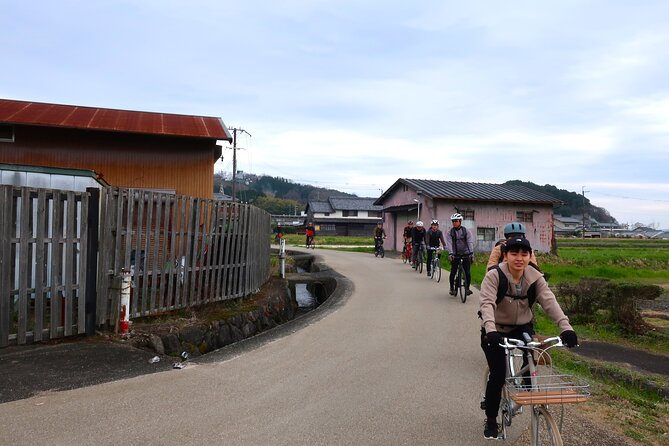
[3, 1, 669, 228]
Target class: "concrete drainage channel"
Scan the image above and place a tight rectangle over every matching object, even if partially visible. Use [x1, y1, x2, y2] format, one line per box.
[131, 250, 348, 366]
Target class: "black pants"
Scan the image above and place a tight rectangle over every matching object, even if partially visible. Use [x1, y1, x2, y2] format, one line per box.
[449, 256, 471, 290]
[480, 325, 534, 419]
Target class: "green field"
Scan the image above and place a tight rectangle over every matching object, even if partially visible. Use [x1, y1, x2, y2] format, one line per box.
[472, 238, 669, 286]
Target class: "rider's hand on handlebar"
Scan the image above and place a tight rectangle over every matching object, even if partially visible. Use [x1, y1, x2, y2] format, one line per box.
[485, 331, 503, 347]
[560, 330, 578, 348]
[448, 254, 454, 261]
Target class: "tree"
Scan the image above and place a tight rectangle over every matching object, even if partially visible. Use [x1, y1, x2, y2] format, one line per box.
[254, 196, 302, 215]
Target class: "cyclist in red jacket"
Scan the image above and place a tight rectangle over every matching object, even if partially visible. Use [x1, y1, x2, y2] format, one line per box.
[305, 222, 316, 247]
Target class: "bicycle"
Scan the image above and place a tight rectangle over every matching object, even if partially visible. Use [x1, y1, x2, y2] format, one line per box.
[427, 247, 441, 282]
[402, 241, 412, 264]
[413, 243, 426, 274]
[451, 255, 468, 303]
[374, 237, 385, 258]
[482, 335, 590, 445]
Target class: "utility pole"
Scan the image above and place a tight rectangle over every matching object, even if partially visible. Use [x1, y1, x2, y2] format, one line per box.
[581, 186, 589, 239]
[230, 127, 251, 203]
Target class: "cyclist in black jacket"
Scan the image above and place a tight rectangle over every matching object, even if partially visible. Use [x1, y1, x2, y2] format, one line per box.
[426, 219, 446, 277]
[411, 221, 427, 270]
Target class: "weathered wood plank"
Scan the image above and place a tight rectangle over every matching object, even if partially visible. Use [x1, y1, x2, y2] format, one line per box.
[50, 191, 63, 339]
[17, 188, 31, 344]
[158, 194, 172, 311]
[63, 191, 76, 336]
[34, 190, 47, 341]
[132, 190, 145, 316]
[149, 192, 163, 314]
[78, 192, 89, 335]
[140, 191, 153, 315]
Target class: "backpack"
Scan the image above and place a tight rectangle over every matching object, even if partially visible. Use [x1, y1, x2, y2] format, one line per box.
[449, 227, 469, 255]
[490, 265, 537, 307]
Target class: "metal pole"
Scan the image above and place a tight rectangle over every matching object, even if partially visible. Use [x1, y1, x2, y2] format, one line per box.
[232, 128, 237, 203]
[279, 238, 286, 279]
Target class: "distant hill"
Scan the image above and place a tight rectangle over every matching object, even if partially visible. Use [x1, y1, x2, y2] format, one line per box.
[505, 180, 617, 224]
[214, 173, 356, 214]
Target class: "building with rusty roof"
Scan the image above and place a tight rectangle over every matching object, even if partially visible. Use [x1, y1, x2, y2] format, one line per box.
[375, 178, 563, 253]
[0, 98, 232, 198]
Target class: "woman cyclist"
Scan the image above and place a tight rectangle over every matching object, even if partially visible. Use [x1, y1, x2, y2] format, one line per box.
[479, 237, 578, 439]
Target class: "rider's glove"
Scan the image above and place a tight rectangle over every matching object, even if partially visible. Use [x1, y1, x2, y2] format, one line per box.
[469, 255, 474, 263]
[448, 255, 454, 261]
[560, 330, 578, 348]
[485, 331, 503, 347]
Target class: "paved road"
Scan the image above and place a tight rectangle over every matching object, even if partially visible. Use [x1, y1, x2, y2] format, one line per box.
[0, 249, 527, 445]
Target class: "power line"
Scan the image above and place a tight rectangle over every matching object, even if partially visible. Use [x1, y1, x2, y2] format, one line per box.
[589, 190, 669, 203]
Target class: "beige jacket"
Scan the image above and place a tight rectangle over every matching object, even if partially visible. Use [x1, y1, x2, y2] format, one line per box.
[486, 241, 539, 270]
[479, 262, 572, 335]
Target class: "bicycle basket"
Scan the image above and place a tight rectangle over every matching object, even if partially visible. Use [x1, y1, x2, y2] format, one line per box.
[506, 374, 590, 406]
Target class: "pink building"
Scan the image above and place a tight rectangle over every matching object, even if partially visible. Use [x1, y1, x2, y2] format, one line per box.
[375, 179, 562, 254]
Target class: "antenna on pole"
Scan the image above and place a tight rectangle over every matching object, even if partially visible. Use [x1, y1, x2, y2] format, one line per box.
[229, 127, 252, 202]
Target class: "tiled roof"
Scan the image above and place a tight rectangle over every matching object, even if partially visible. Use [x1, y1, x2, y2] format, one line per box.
[0, 98, 232, 141]
[308, 201, 334, 213]
[380, 179, 562, 204]
[328, 197, 383, 211]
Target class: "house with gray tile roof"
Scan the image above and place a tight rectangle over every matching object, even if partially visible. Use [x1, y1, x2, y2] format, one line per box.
[305, 196, 383, 236]
[375, 178, 563, 253]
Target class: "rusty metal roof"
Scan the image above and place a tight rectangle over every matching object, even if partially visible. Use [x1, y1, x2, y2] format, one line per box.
[0, 98, 232, 141]
[377, 178, 562, 205]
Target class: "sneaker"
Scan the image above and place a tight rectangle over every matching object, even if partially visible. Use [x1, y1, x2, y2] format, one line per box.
[484, 420, 499, 440]
[426, 272, 431, 277]
[449, 288, 456, 296]
[466, 289, 473, 296]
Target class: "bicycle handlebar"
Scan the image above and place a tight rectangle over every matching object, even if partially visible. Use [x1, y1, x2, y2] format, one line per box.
[500, 335, 563, 349]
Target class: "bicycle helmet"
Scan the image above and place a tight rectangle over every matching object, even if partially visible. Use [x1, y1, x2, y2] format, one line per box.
[450, 213, 463, 221]
[416, 220, 424, 227]
[503, 222, 526, 238]
[431, 219, 439, 225]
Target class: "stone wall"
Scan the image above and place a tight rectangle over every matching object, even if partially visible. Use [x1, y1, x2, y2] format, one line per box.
[135, 281, 298, 357]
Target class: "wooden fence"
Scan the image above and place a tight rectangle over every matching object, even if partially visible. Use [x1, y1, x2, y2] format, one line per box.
[0, 185, 271, 347]
[0, 186, 93, 347]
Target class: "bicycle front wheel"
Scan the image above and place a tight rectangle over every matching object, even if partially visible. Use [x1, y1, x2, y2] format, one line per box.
[417, 254, 423, 273]
[380, 246, 385, 258]
[433, 259, 441, 282]
[531, 406, 563, 446]
[402, 246, 408, 263]
[457, 265, 466, 303]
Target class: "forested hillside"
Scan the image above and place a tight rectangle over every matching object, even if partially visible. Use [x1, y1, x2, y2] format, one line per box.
[505, 180, 617, 223]
[214, 173, 354, 214]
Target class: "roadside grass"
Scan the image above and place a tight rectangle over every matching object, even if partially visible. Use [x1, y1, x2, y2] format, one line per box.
[534, 310, 669, 446]
[277, 234, 374, 247]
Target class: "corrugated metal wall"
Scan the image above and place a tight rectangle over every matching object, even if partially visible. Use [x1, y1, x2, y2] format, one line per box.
[0, 126, 217, 199]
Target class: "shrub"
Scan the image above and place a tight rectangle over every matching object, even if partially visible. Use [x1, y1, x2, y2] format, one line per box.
[555, 278, 654, 335]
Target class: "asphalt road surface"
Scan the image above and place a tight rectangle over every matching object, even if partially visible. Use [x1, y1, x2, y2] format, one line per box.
[0, 249, 531, 445]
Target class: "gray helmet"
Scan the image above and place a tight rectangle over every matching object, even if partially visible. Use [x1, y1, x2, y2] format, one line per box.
[503, 222, 526, 238]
